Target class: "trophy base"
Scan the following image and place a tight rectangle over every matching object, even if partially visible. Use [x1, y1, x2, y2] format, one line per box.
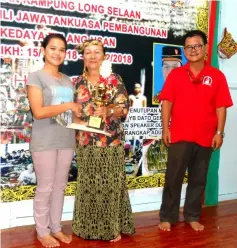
[67, 123, 111, 137]
[88, 116, 102, 129]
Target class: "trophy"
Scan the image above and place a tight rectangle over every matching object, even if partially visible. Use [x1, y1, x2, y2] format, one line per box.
[88, 83, 108, 129]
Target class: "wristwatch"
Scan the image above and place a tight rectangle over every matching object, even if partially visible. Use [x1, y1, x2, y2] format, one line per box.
[216, 130, 225, 137]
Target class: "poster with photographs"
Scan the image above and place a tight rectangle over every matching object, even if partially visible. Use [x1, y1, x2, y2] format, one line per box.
[0, 143, 77, 186]
[0, 0, 208, 202]
[0, 143, 33, 187]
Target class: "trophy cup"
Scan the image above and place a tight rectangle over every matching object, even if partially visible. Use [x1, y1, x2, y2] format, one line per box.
[88, 83, 108, 129]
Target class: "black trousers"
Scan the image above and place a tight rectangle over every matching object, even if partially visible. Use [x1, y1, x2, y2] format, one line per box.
[159, 141, 213, 224]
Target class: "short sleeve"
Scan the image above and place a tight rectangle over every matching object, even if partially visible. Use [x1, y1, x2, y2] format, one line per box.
[26, 72, 43, 91]
[216, 72, 233, 108]
[158, 70, 176, 103]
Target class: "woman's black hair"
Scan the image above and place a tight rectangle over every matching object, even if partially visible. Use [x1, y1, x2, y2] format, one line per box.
[41, 33, 67, 49]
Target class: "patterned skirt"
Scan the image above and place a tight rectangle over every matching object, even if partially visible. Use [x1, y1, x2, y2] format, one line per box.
[72, 144, 135, 240]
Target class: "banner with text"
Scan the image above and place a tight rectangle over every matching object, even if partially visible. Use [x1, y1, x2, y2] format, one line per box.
[0, 0, 208, 202]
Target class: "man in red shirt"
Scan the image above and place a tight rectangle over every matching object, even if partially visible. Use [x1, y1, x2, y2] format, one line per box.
[158, 30, 233, 232]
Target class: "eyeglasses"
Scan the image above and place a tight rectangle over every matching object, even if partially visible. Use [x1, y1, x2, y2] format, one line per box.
[184, 44, 204, 52]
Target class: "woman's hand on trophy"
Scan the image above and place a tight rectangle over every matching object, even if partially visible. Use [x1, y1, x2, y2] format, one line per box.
[107, 105, 124, 118]
[94, 106, 108, 118]
[69, 102, 82, 117]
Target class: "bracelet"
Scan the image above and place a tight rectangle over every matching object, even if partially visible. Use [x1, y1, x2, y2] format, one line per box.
[216, 130, 225, 137]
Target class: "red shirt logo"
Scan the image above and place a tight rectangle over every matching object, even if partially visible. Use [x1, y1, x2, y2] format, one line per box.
[202, 76, 212, 86]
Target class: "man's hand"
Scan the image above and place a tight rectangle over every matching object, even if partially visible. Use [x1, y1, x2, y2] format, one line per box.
[211, 134, 223, 150]
[162, 128, 171, 147]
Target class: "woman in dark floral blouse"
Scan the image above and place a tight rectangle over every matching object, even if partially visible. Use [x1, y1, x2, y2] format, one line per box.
[72, 39, 135, 242]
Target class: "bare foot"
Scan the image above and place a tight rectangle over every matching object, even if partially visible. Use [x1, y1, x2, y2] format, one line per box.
[158, 222, 171, 231]
[52, 231, 72, 244]
[189, 221, 204, 231]
[37, 234, 60, 248]
[110, 234, 121, 242]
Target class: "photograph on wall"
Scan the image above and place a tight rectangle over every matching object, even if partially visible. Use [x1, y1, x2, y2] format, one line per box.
[0, 0, 208, 202]
[0, 58, 32, 144]
[124, 138, 143, 177]
[142, 139, 168, 175]
[0, 143, 33, 188]
[0, 143, 79, 202]
[0, 143, 78, 186]
[152, 43, 187, 104]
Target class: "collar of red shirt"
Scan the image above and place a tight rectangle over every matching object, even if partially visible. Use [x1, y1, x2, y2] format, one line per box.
[184, 62, 210, 84]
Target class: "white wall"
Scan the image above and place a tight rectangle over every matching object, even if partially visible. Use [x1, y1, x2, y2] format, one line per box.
[218, 0, 237, 200]
[0, 186, 188, 229]
[218, 91, 237, 200]
[1, 0, 237, 230]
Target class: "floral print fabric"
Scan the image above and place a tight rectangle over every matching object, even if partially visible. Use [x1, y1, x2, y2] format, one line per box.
[74, 73, 129, 147]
